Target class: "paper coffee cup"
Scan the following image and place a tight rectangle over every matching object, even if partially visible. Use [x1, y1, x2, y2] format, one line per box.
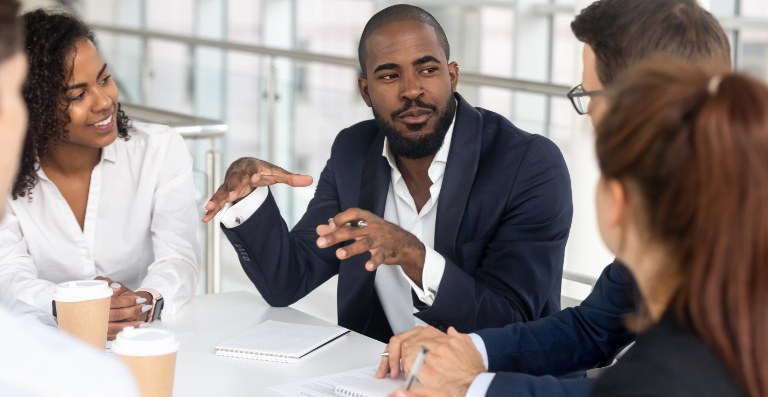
[53, 280, 113, 350]
[113, 328, 179, 397]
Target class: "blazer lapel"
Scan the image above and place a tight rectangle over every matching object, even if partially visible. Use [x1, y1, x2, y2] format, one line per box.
[434, 93, 483, 264]
[337, 131, 390, 334]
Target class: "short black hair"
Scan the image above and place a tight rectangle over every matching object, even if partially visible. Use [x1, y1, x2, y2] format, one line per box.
[572, 0, 731, 86]
[358, 4, 450, 78]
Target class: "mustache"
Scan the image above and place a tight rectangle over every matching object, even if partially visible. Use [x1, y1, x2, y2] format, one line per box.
[390, 98, 438, 120]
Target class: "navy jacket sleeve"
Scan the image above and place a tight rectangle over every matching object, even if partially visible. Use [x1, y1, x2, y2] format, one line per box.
[416, 136, 573, 331]
[219, 135, 348, 307]
[486, 374, 595, 397]
[476, 261, 638, 376]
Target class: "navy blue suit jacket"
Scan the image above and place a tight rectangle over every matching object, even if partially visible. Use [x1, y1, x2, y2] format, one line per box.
[476, 260, 639, 397]
[221, 93, 573, 343]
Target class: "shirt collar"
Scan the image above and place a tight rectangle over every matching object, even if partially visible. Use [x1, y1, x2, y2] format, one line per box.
[35, 143, 117, 181]
[382, 103, 457, 172]
[101, 141, 117, 163]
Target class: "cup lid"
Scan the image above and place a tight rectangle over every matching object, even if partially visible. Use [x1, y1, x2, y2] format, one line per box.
[112, 328, 179, 357]
[52, 280, 113, 302]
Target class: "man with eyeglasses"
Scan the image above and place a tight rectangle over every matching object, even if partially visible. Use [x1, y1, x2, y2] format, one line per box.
[379, 1, 733, 397]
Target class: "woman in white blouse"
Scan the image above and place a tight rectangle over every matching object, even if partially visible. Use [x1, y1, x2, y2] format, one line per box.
[0, 9, 200, 340]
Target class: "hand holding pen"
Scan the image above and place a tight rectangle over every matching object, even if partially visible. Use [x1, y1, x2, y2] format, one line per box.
[315, 208, 427, 285]
[376, 326, 485, 397]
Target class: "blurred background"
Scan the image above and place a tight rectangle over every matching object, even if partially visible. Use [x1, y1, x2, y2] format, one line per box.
[18, 0, 768, 323]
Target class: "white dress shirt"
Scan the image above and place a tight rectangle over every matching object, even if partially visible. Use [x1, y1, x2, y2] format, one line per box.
[0, 122, 201, 326]
[218, 113, 456, 335]
[0, 305, 140, 397]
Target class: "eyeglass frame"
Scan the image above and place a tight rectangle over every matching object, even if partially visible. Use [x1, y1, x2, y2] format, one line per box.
[567, 84, 604, 115]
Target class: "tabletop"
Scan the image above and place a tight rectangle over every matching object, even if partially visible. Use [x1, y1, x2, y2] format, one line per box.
[151, 291, 386, 397]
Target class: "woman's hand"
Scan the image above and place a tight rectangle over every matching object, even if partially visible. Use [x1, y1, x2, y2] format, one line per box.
[94, 277, 152, 340]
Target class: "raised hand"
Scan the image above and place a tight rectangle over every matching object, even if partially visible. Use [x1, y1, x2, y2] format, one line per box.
[202, 157, 313, 223]
[317, 208, 426, 286]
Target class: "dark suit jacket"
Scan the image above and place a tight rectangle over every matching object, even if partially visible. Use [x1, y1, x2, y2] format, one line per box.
[477, 261, 639, 397]
[221, 93, 573, 343]
[591, 308, 745, 397]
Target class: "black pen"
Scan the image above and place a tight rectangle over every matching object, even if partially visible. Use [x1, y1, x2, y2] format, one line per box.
[328, 218, 368, 228]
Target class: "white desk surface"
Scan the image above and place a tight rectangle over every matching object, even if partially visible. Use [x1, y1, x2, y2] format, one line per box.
[153, 291, 385, 397]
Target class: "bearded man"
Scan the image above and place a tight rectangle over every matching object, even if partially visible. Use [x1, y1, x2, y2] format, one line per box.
[203, 4, 572, 343]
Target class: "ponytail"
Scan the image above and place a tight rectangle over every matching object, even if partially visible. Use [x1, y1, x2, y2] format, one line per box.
[595, 62, 768, 397]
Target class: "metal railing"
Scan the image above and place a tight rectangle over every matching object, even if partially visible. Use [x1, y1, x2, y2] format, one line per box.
[120, 103, 226, 294]
[563, 269, 598, 289]
[91, 24, 572, 97]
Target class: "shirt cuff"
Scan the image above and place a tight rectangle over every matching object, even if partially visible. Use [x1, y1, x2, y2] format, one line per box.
[401, 246, 445, 305]
[466, 373, 496, 397]
[216, 186, 270, 229]
[469, 333, 489, 370]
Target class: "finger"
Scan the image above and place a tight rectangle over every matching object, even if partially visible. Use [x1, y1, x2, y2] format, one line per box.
[316, 224, 332, 237]
[366, 249, 386, 272]
[375, 348, 391, 379]
[328, 208, 371, 231]
[111, 295, 147, 309]
[262, 163, 313, 188]
[274, 172, 313, 187]
[202, 185, 234, 222]
[108, 320, 149, 335]
[317, 225, 369, 249]
[202, 189, 237, 223]
[388, 327, 425, 379]
[335, 236, 375, 260]
[109, 304, 152, 322]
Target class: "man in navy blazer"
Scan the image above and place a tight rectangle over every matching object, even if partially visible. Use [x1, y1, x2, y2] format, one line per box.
[381, 1, 734, 397]
[202, 4, 572, 344]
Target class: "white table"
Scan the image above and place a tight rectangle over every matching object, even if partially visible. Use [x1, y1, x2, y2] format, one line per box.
[153, 291, 385, 396]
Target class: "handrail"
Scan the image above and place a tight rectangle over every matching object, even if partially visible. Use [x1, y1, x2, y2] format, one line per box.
[91, 24, 571, 97]
[563, 269, 598, 288]
[120, 103, 228, 138]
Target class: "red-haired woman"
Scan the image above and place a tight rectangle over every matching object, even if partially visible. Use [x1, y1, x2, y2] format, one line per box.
[588, 63, 767, 396]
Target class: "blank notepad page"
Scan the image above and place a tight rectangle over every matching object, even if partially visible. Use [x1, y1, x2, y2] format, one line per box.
[215, 320, 350, 363]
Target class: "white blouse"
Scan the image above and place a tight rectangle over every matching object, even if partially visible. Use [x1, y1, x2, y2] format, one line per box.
[0, 122, 200, 326]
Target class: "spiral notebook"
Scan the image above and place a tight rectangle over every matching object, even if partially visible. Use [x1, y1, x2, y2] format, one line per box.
[215, 320, 350, 363]
[334, 373, 421, 397]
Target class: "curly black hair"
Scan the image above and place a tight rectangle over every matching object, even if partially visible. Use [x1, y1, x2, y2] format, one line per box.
[13, 9, 131, 199]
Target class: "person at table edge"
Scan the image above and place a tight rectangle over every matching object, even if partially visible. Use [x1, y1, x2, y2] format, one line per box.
[203, 4, 572, 343]
[377, 1, 734, 396]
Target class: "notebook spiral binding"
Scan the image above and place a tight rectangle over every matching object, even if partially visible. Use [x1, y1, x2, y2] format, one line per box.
[214, 347, 300, 363]
[334, 386, 374, 397]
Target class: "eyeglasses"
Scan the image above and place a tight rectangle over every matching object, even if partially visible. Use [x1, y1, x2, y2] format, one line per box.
[567, 84, 604, 115]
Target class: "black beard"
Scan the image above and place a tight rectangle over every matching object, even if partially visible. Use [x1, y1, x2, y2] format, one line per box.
[373, 95, 457, 160]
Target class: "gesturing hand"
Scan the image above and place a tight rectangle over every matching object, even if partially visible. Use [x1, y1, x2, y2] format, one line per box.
[202, 157, 313, 223]
[377, 326, 484, 397]
[316, 208, 426, 287]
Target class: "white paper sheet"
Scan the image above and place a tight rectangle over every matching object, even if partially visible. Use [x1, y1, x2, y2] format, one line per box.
[266, 365, 385, 397]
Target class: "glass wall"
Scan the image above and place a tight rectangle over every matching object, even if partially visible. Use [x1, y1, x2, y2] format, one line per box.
[77, 0, 768, 321]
